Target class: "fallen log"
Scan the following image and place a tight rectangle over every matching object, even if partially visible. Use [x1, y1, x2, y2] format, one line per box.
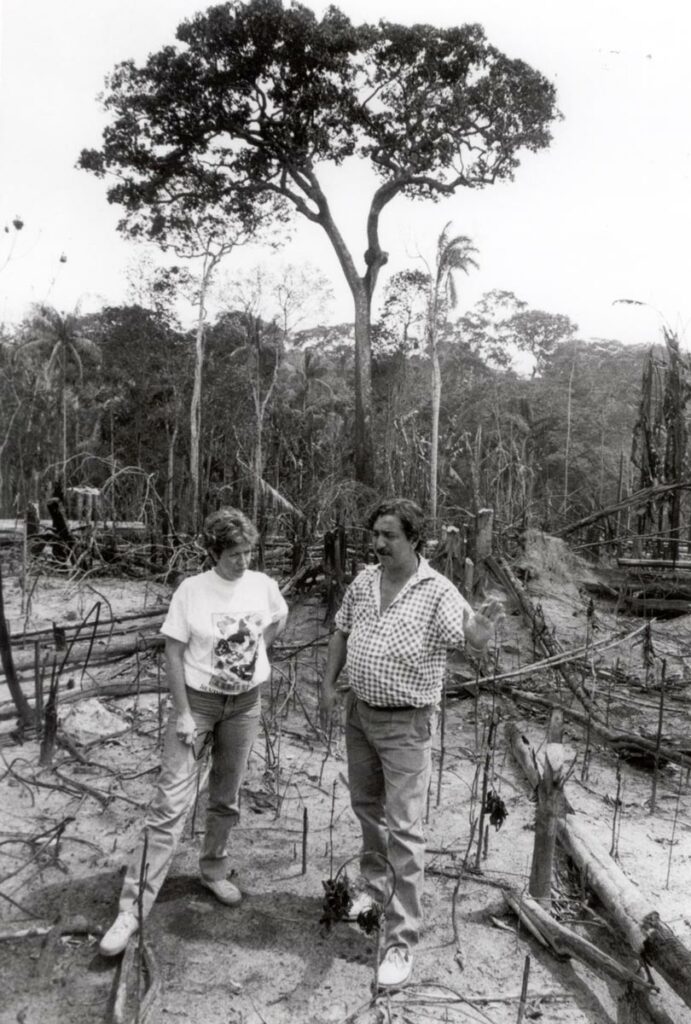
[0, 633, 164, 680]
[445, 621, 649, 697]
[0, 681, 167, 724]
[504, 890, 652, 993]
[11, 607, 168, 647]
[557, 483, 691, 539]
[510, 690, 691, 772]
[508, 723, 691, 1013]
[485, 554, 596, 712]
[560, 816, 691, 1010]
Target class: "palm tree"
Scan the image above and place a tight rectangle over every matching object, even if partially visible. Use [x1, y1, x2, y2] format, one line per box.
[23, 304, 99, 493]
[426, 226, 478, 525]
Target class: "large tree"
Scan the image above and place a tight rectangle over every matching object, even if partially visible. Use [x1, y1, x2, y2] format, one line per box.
[79, 0, 559, 483]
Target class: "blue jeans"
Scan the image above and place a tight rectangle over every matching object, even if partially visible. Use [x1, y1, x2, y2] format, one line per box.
[119, 685, 260, 918]
[345, 692, 436, 952]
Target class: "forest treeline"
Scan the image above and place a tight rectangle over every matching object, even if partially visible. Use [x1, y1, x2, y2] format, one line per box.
[0, 284, 647, 547]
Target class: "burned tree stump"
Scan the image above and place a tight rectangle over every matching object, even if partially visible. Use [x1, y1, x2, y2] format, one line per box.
[46, 496, 74, 563]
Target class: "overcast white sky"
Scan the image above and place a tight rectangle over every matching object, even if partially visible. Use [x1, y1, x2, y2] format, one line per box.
[1, 0, 690, 345]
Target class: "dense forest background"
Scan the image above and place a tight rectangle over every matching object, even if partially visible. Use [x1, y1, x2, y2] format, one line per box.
[0, 263, 649, 551]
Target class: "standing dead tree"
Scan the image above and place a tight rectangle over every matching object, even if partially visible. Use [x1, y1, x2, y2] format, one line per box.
[631, 331, 689, 560]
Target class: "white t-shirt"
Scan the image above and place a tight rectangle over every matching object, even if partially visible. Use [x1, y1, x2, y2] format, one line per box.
[161, 568, 288, 694]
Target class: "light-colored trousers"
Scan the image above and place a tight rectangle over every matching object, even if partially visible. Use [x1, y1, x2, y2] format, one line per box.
[345, 692, 435, 953]
[119, 685, 260, 918]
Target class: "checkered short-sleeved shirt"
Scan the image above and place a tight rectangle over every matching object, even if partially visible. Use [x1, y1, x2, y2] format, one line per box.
[334, 557, 472, 707]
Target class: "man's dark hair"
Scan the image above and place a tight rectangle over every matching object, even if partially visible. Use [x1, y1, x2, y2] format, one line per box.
[202, 507, 258, 558]
[366, 498, 426, 552]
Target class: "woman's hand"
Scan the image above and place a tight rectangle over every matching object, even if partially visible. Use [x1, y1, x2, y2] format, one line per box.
[175, 709, 197, 746]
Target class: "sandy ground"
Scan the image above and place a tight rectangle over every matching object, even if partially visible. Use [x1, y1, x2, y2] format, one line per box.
[1, 541, 691, 1024]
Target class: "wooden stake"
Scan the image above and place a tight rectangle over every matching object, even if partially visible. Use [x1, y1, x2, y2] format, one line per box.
[516, 955, 530, 1024]
[329, 780, 337, 879]
[435, 676, 447, 808]
[136, 829, 149, 1014]
[39, 658, 59, 765]
[650, 660, 666, 814]
[665, 765, 685, 890]
[301, 806, 308, 875]
[610, 759, 623, 859]
[475, 713, 498, 870]
[33, 641, 43, 728]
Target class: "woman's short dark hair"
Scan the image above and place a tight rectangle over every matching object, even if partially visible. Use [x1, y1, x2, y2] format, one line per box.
[202, 507, 258, 558]
[366, 498, 426, 552]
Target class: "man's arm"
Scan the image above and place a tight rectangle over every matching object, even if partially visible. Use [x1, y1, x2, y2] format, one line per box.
[165, 637, 196, 745]
[318, 629, 348, 732]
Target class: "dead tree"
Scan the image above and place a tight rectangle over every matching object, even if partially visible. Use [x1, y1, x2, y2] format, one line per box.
[0, 561, 34, 729]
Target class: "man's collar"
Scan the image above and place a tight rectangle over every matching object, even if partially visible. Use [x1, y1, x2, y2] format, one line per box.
[368, 555, 436, 583]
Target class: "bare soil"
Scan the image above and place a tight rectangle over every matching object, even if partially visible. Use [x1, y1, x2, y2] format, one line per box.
[1, 540, 691, 1024]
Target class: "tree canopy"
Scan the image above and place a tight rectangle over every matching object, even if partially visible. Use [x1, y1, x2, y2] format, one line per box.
[79, 0, 560, 483]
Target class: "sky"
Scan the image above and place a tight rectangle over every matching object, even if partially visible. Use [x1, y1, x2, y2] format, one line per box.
[1, 0, 691, 346]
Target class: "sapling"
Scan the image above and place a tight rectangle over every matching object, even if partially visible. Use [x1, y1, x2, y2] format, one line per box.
[650, 659, 666, 814]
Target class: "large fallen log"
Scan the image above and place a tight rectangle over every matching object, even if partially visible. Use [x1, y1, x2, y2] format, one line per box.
[1, 633, 164, 680]
[510, 689, 691, 772]
[485, 555, 596, 712]
[560, 816, 691, 1010]
[508, 723, 691, 1013]
[557, 483, 691, 539]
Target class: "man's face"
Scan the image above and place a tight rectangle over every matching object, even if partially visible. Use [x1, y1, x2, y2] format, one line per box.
[214, 541, 253, 581]
[371, 514, 417, 571]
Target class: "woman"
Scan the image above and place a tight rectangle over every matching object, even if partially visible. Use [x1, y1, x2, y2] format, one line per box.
[100, 507, 288, 955]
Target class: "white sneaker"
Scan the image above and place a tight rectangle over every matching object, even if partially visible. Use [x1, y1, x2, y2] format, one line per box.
[345, 891, 375, 921]
[378, 946, 413, 988]
[201, 877, 242, 905]
[99, 911, 139, 957]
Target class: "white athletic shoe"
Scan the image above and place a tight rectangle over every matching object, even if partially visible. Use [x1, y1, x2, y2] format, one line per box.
[200, 877, 242, 905]
[99, 911, 139, 957]
[378, 946, 413, 988]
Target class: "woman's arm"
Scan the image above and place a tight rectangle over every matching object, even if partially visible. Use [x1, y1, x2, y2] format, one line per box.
[263, 614, 287, 651]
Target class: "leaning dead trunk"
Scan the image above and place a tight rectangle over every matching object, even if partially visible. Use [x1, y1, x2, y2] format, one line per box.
[509, 723, 691, 1013]
[0, 562, 34, 729]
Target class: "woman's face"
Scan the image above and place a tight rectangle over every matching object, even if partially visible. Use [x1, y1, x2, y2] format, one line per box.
[214, 541, 253, 581]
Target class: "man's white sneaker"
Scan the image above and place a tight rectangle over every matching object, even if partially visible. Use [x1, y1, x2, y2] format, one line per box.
[99, 911, 139, 957]
[378, 946, 413, 988]
[345, 891, 375, 921]
[201, 877, 242, 905]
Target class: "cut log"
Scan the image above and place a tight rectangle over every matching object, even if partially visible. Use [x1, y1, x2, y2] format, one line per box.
[504, 890, 651, 992]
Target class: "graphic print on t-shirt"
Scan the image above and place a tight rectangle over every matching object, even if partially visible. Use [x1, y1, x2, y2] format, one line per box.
[209, 612, 263, 691]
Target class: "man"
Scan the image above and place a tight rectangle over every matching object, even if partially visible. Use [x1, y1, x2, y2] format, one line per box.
[319, 498, 501, 989]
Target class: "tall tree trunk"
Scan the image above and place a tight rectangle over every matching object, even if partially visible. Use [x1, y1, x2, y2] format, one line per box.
[563, 344, 576, 513]
[352, 287, 374, 486]
[430, 334, 441, 524]
[190, 303, 206, 534]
